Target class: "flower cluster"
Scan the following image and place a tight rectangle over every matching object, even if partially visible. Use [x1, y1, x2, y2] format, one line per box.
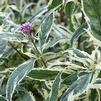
[20, 23, 33, 35]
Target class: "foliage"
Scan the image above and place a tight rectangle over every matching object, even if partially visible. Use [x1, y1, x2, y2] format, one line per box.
[0, 0, 101, 101]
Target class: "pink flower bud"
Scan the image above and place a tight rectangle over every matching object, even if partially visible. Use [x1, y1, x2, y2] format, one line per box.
[20, 23, 33, 35]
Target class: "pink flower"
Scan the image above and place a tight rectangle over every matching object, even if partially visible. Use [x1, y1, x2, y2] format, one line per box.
[20, 23, 33, 35]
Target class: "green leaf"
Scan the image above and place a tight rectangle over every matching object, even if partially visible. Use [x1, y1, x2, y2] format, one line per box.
[20, 92, 36, 101]
[39, 13, 53, 50]
[16, 0, 23, 10]
[9, 5, 20, 12]
[65, 1, 75, 31]
[61, 72, 93, 101]
[42, 24, 69, 51]
[0, 46, 13, 64]
[82, 0, 101, 41]
[63, 73, 78, 85]
[41, 13, 53, 35]
[0, 39, 7, 54]
[6, 59, 35, 101]
[48, 0, 62, 10]
[0, 95, 7, 101]
[71, 23, 88, 46]
[21, 3, 35, 17]
[0, 41, 14, 65]
[16, 86, 36, 101]
[52, 24, 68, 39]
[67, 48, 89, 58]
[0, 32, 24, 42]
[65, 1, 74, 19]
[48, 72, 62, 101]
[28, 7, 48, 23]
[28, 68, 68, 81]
[90, 78, 101, 89]
[95, 78, 101, 84]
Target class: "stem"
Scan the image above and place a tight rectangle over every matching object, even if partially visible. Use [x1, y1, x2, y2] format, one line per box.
[8, 41, 26, 60]
[29, 36, 47, 68]
[97, 89, 100, 101]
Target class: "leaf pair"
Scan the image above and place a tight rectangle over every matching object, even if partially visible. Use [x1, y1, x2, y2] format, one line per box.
[61, 72, 93, 101]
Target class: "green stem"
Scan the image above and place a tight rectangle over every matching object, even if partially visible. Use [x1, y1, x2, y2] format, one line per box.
[29, 36, 47, 68]
[8, 41, 26, 60]
[97, 89, 100, 101]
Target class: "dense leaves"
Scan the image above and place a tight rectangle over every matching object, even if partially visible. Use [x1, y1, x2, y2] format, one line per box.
[0, 0, 101, 101]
